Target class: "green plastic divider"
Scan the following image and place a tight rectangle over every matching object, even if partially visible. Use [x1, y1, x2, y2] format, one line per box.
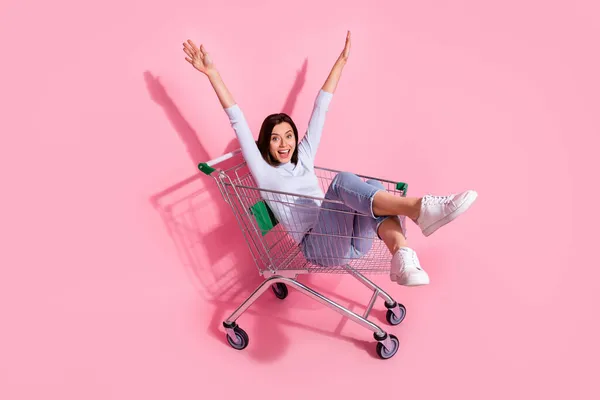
[250, 201, 279, 235]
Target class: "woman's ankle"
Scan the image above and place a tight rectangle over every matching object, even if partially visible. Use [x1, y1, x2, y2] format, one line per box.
[409, 197, 422, 221]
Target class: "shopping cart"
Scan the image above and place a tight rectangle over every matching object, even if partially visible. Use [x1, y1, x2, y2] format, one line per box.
[199, 149, 409, 359]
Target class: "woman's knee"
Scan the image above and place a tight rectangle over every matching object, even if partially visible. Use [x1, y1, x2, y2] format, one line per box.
[365, 179, 385, 190]
[332, 171, 358, 185]
[329, 172, 358, 194]
[332, 173, 383, 190]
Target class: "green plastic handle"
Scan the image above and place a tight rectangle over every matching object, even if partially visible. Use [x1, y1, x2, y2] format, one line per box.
[198, 163, 216, 175]
[396, 182, 408, 193]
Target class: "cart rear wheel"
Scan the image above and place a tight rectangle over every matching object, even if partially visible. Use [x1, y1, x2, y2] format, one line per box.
[271, 283, 288, 300]
[385, 303, 406, 325]
[376, 334, 400, 359]
[226, 326, 249, 350]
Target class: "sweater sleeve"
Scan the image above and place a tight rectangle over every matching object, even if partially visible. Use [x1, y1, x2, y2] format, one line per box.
[224, 104, 270, 182]
[297, 90, 334, 169]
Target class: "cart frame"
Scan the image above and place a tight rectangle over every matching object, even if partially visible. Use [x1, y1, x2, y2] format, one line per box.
[199, 149, 409, 359]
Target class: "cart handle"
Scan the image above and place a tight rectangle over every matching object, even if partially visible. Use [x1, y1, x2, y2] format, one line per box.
[198, 148, 408, 193]
[198, 149, 242, 175]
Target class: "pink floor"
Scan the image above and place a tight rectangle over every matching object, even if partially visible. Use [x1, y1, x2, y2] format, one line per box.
[2, 1, 598, 399]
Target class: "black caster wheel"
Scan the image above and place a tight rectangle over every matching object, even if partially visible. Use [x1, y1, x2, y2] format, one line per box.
[376, 334, 400, 360]
[271, 283, 288, 300]
[385, 302, 407, 326]
[226, 326, 249, 350]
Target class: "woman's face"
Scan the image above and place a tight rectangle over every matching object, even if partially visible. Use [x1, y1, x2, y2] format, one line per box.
[269, 122, 296, 164]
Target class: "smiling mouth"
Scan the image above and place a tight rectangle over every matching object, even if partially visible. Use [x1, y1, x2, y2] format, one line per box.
[277, 149, 291, 157]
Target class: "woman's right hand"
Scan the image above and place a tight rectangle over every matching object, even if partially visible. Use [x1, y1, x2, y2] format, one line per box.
[183, 40, 216, 76]
[183, 40, 235, 108]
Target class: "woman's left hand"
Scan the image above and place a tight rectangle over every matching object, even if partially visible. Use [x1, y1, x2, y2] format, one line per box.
[321, 31, 351, 93]
[340, 31, 351, 61]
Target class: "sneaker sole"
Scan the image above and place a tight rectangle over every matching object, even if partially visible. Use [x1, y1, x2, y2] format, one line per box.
[390, 273, 430, 286]
[422, 190, 478, 237]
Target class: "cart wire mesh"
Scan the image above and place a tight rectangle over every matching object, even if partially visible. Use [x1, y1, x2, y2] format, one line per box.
[208, 154, 407, 276]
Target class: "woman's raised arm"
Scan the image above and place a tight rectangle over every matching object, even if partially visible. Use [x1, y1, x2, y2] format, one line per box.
[321, 30, 351, 94]
[183, 40, 236, 109]
[183, 40, 270, 181]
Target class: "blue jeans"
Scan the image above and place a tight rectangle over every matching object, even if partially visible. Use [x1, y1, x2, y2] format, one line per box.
[301, 172, 402, 267]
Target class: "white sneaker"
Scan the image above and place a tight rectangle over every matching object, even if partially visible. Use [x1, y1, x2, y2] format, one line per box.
[416, 190, 478, 237]
[390, 247, 430, 286]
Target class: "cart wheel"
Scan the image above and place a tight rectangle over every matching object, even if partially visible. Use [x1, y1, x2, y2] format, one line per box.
[271, 283, 288, 300]
[385, 303, 407, 326]
[226, 326, 249, 350]
[376, 334, 400, 359]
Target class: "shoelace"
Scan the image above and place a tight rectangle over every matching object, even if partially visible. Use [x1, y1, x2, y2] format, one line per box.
[422, 194, 454, 207]
[400, 249, 422, 270]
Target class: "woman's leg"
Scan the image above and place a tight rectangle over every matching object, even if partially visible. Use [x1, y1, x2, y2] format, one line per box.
[322, 172, 431, 286]
[350, 179, 386, 254]
[301, 183, 357, 267]
[372, 191, 421, 220]
[377, 216, 430, 286]
[302, 175, 388, 266]
[377, 217, 407, 254]
[328, 171, 478, 238]
[303, 172, 475, 284]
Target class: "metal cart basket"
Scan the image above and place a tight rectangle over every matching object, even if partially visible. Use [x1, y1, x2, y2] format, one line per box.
[199, 149, 409, 359]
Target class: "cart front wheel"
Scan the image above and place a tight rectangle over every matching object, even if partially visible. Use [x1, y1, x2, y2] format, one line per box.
[376, 334, 400, 360]
[271, 283, 288, 300]
[226, 326, 249, 350]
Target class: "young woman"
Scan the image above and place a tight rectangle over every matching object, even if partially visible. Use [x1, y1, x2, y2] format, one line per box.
[182, 31, 478, 286]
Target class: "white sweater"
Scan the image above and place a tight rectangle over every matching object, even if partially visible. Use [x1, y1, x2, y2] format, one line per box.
[224, 90, 334, 243]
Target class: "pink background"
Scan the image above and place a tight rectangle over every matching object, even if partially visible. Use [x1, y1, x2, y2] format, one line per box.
[1, 0, 599, 398]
